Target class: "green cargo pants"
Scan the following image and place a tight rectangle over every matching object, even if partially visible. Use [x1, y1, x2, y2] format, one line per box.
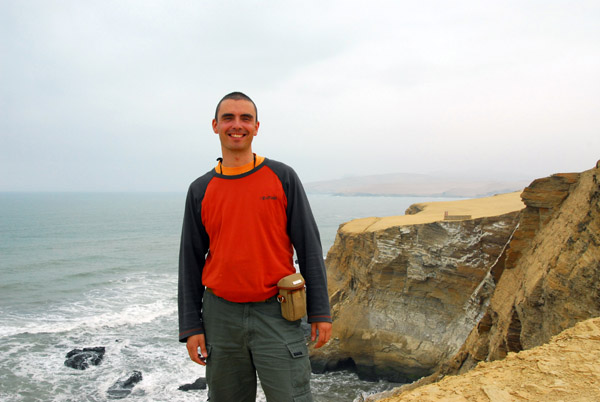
[203, 290, 313, 402]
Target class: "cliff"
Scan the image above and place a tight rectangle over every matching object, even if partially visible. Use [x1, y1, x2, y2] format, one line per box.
[365, 163, 600, 401]
[310, 192, 525, 382]
[437, 166, 599, 368]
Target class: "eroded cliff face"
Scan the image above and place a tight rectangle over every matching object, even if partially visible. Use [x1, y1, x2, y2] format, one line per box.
[437, 166, 600, 376]
[372, 164, 600, 400]
[310, 205, 521, 382]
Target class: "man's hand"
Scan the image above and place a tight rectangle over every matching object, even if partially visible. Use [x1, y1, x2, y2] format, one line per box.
[186, 334, 208, 366]
[311, 322, 332, 349]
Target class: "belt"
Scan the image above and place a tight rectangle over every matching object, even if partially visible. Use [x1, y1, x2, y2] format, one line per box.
[205, 288, 278, 303]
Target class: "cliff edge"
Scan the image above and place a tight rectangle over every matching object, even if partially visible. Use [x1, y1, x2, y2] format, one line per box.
[366, 163, 600, 400]
[310, 192, 525, 382]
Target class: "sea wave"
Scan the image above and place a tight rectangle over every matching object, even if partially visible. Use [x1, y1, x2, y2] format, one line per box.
[0, 298, 176, 338]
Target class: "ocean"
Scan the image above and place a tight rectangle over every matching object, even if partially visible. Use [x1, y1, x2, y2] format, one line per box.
[0, 192, 459, 402]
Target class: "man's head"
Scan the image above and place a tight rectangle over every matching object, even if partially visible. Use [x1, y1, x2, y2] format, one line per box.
[214, 92, 258, 122]
[212, 92, 260, 160]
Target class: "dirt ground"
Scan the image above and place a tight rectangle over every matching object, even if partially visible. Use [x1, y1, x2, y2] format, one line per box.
[376, 317, 600, 402]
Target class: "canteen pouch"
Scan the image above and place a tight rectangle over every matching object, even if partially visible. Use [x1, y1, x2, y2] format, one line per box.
[277, 273, 307, 321]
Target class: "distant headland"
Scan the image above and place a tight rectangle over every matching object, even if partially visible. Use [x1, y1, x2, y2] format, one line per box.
[305, 172, 531, 198]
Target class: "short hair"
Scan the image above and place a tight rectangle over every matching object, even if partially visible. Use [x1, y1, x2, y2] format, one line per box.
[214, 92, 258, 121]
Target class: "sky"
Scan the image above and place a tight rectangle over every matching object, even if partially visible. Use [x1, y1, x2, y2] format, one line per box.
[1, 0, 599, 192]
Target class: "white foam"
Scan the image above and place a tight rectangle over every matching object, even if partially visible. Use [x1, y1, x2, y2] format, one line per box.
[0, 298, 176, 338]
[0, 271, 177, 338]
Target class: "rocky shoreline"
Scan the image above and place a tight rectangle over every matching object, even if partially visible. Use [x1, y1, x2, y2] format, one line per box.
[63, 346, 206, 399]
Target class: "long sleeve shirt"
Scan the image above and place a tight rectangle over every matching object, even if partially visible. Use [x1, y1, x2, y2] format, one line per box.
[178, 158, 331, 342]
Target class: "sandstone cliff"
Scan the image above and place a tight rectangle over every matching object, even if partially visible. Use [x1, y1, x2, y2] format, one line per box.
[310, 192, 525, 382]
[366, 163, 600, 401]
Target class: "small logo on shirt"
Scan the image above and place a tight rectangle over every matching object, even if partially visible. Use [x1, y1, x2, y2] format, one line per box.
[261, 196, 278, 200]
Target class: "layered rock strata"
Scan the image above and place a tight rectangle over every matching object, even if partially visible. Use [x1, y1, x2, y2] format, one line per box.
[310, 193, 524, 382]
[439, 167, 600, 374]
[368, 164, 600, 400]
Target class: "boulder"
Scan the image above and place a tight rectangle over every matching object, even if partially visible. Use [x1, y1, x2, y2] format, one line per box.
[107, 370, 143, 399]
[178, 377, 207, 391]
[64, 347, 106, 370]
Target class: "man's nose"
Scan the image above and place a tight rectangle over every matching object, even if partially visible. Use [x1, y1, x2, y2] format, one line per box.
[232, 117, 243, 128]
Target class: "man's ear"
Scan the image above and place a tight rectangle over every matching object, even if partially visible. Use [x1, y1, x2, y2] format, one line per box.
[212, 119, 218, 134]
[254, 121, 260, 136]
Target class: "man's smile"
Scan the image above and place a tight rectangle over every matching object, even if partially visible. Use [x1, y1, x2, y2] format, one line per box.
[229, 133, 246, 138]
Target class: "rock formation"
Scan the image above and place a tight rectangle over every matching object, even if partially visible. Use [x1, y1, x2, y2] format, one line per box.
[433, 166, 600, 375]
[106, 370, 143, 399]
[310, 193, 524, 382]
[178, 377, 208, 392]
[365, 164, 600, 400]
[64, 347, 106, 370]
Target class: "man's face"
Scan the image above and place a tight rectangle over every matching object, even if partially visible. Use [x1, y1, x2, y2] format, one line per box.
[212, 99, 259, 155]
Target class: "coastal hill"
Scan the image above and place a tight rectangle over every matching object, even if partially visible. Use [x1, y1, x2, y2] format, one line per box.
[305, 173, 531, 198]
[309, 162, 600, 401]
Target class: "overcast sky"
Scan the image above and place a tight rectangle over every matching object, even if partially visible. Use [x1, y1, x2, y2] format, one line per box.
[1, 0, 599, 192]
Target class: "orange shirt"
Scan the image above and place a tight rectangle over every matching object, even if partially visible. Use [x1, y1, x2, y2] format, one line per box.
[179, 156, 331, 341]
[202, 156, 295, 302]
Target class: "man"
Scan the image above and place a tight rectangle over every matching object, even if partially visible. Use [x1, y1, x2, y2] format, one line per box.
[178, 92, 332, 401]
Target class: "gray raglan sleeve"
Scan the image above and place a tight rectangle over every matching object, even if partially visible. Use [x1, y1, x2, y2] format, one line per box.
[178, 183, 210, 342]
[269, 160, 332, 323]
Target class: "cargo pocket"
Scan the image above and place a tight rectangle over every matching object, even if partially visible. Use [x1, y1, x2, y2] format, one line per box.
[286, 340, 308, 360]
[286, 340, 312, 400]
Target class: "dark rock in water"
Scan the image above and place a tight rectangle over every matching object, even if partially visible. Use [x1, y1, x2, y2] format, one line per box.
[64, 347, 106, 370]
[107, 370, 143, 399]
[178, 377, 207, 391]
